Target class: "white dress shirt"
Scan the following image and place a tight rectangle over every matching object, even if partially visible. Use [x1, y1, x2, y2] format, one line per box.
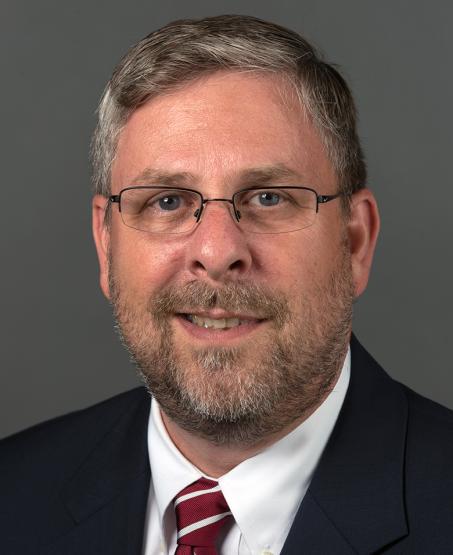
[142, 348, 350, 555]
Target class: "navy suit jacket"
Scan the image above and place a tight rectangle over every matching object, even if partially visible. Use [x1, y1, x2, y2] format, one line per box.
[2, 336, 453, 554]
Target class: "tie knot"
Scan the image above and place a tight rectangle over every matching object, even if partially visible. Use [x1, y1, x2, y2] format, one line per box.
[174, 477, 232, 555]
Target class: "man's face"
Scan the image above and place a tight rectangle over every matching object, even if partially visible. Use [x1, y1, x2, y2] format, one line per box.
[94, 72, 359, 445]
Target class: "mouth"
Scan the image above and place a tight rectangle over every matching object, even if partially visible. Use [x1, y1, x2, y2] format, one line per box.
[176, 311, 265, 339]
[182, 313, 258, 330]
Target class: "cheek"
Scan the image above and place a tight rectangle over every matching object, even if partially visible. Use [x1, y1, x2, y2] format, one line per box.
[109, 227, 186, 294]
[257, 232, 320, 288]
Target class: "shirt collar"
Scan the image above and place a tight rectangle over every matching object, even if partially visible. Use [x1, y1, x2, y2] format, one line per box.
[148, 347, 350, 552]
[148, 399, 201, 545]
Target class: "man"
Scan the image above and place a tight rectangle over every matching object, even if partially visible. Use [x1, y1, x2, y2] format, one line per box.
[1, 14, 453, 555]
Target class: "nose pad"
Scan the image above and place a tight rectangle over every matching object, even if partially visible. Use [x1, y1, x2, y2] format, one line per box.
[193, 207, 202, 221]
[227, 202, 241, 223]
[195, 200, 241, 226]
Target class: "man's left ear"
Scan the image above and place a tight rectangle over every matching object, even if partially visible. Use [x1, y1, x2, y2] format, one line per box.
[346, 188, 380, 298]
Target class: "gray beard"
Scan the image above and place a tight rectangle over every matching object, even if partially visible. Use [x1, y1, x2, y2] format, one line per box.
[109, 248, 353, 447]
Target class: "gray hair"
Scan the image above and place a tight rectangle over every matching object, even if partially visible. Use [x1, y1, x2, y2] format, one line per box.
[91, 15, 366, 207]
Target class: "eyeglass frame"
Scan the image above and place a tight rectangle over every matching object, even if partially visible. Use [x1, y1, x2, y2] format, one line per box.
[108, 185, 348, 234]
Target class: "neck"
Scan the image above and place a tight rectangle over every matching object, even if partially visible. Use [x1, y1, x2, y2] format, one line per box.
[159, 371, 341, 478]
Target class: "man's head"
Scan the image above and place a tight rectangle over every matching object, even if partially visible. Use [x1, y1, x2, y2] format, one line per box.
[92, 15, 379, 446]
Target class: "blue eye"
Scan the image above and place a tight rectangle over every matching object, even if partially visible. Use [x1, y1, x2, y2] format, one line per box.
[258, 191, 280, 206]
[158, 195, 181, 211]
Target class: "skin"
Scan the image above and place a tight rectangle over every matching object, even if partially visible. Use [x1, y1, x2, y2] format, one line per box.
[92, 71, 380, 477]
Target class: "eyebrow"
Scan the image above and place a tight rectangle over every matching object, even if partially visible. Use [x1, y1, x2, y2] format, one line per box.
[238, 164, 302, 186]
[128, 164, 303, 189]
[130, 168, 196, 187]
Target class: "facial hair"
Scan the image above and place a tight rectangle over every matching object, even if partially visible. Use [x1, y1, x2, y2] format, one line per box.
[108, 245, 354, 447]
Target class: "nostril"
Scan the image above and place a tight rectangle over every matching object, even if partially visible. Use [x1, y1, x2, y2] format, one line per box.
[229, 259, 244, 272]
[192, 259, 207, 272]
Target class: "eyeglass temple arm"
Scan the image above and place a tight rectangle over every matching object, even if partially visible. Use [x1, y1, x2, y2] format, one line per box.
[316, 191, 350, 213]
[317, 192, 345, 203]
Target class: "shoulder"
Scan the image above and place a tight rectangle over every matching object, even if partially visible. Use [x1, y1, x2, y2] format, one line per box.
[0, 387, 150, 552]
[1, 386, 149, 448]
[394, 383, 453, 547]
[361, 341, 453, 472]
[350, 335, 453, 494]
[401, 382, 453, 482]
[0, 387, 149, 499]
[342, 338, 453, 550]
[352, 335, 453, 444]
[404, 383, 453, 439]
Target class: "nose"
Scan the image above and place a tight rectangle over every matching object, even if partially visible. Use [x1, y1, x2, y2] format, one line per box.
[185, 200, 253, 282]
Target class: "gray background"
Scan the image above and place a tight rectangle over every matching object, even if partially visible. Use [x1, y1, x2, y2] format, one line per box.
[1, 0, 452, 439]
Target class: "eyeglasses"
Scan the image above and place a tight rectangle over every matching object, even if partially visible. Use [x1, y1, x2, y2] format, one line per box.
[109, 186, 346, 234]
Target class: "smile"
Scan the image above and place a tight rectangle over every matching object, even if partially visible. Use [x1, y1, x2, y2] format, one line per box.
[175, 311, 266, 341]
[184, 314, 250, 330]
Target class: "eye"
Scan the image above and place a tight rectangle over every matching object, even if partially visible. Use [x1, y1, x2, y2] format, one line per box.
[157, 194, 181, 211]
[252, 191, 282, 207]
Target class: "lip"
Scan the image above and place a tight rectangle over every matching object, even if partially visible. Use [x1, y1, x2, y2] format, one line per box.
[177, 309, 263, 321]
[175, 313, 266, 342]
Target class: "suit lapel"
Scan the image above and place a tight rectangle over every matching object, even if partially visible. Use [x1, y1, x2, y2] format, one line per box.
[41, 389, 151, 555]
[282, 336, 409, 554]
[282, 491, 357, 554]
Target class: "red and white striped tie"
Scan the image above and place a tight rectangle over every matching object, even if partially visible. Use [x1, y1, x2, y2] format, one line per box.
[174, 477, 232, 555]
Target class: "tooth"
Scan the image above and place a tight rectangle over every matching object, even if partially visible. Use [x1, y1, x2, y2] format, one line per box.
[192, 315, 202, 326]
[187, 314, 245, 329]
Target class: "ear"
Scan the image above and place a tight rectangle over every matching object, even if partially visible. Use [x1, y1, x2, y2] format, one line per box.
[346, 188, 380, 298]
[92, 195, 111, 300]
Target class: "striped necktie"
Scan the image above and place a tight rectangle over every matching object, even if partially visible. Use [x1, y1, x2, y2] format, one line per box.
[174, 477, 232, 555]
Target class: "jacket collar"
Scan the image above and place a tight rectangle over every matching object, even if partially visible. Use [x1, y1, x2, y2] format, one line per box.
[282, 335, 409, 554]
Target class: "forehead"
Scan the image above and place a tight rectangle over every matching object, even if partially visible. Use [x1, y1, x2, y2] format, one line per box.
[111, 71, 336, 191]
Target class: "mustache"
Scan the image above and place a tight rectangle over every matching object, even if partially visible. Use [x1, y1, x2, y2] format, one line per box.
[148, 280, 289, 325]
